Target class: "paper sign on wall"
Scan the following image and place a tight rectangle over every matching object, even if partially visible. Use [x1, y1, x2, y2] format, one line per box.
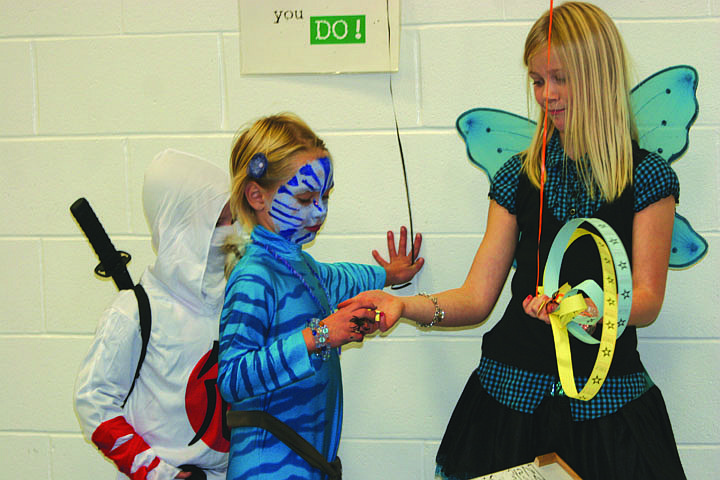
[239, 0, 400, 74]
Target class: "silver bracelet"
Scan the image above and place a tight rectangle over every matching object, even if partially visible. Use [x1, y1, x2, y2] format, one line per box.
[417, 293, 444, 327]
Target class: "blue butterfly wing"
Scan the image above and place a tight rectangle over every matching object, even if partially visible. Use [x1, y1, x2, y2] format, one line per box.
[631, 65, 706, 268]
[456, 108, 535, 270]
[456, 108, 536, 181]
[457, 67, 706, 269]
[631, 65, 699, 164]
[670, 212, 708, 269]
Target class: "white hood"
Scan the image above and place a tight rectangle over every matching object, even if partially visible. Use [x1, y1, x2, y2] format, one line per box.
[143, 149, 230, 313]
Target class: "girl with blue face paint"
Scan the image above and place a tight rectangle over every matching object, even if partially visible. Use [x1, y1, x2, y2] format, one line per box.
[218, 113, 423, 480]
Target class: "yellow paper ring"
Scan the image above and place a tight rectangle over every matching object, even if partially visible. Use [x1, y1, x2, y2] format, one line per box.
[541, 218, 632, 401]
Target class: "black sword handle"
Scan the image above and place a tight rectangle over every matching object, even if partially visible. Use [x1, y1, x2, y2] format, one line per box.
[70, 197, 134, 290]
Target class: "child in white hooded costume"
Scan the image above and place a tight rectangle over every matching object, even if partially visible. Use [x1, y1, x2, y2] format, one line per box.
[74, 149, 232, 480]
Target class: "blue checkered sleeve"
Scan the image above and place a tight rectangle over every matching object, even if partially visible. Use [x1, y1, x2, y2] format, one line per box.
[489, 155, 523, 214]
[634, 152, 680, 212]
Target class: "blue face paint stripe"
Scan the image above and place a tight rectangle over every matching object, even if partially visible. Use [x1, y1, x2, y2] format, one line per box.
[302, 179, 317, 190]
[273, 199, 300, 211]
[295, 232, 313, 243]
[269, 212, 302, 227]
[270, 207, 303, 222]
[272, 203, 302, 217]
[298, 163, 318, 179]
[319, 157, 332, 193]
[299, 164, 323, 190]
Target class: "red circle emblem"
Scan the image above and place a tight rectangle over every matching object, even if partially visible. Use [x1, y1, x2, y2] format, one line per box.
[185, 342, 230, 452]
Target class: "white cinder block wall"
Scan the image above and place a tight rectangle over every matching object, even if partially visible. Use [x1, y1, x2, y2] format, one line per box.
[1, 1, 718, 478]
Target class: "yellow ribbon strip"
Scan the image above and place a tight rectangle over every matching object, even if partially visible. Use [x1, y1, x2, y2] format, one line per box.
[541, 223, 627, 401]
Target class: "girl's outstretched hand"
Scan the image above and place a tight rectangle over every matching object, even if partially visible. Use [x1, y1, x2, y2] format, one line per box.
[339, 290, 404, 332]
[373, 226, 424, 286]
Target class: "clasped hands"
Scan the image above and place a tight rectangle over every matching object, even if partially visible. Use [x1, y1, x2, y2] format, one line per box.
[314, 306, 384, 348]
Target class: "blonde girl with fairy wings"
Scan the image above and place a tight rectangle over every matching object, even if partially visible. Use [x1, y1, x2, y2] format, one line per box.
[341, 3, 685, 479]
[217, 113, 423, 480]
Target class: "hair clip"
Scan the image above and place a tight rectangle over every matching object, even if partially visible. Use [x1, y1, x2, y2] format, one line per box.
[247, 153, 268, 179]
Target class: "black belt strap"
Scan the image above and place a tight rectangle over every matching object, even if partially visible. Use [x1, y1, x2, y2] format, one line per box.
[226, 410, 342, 480]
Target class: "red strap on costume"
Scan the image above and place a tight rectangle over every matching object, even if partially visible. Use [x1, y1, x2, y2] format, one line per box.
[91, 415, 161, 480]
[536, 0, 555, 295]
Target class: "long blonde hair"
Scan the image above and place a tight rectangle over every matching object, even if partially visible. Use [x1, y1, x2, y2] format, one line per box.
[521, 1, 637, 201]
[229, 112, 328, 229]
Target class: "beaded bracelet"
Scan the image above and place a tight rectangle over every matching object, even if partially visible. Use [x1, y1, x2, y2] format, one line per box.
[308, 318, 331, 361]
[417, 293, 445, 327]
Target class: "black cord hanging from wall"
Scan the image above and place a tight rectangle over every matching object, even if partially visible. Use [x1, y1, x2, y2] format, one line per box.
[386, 0, 415, 289]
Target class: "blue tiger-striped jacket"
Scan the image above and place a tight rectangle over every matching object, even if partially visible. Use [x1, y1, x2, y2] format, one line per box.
[218, 225, 385, 479]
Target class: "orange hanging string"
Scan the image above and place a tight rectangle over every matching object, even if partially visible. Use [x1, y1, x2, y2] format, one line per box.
[536, 0, 554, 296]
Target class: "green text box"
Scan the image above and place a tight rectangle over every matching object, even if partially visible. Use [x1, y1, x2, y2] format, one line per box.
[310, 15, 365, 44]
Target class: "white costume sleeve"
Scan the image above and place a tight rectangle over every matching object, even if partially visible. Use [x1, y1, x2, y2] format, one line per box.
[74, 291, 181, 480]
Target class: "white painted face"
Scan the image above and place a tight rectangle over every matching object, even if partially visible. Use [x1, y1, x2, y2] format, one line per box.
[269, 154, 334, 245]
